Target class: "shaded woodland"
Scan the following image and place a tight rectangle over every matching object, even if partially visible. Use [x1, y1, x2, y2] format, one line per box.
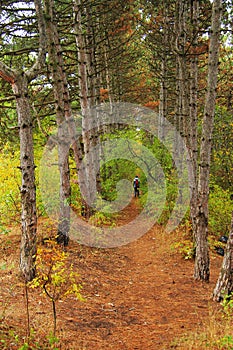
[0, 0, 233, 348]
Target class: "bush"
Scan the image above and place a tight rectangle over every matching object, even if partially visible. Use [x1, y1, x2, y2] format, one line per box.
[209, 184, 233, 236]
[0, 145, 49, 226]
[0, 145, 21, 225]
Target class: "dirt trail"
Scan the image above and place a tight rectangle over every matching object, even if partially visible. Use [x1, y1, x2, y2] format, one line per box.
[59, 199, 222, 349]
[0, 199, 223, 349]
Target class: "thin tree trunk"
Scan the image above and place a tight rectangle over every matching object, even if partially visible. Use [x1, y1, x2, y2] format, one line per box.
[73, 0, 92, 218]
[176, 0, 189, 139]
[188, 0, 199, 240]
[0, 0, 46, 281]
[13, 75, 37, 281]
[173, 0, 189, 191]
[0, 67, 37, 281]
[213, 211, 233, 301]
[73, 0, 101, 217]
[158, 1, 168, 142]
[45, 0, 85, 243]
[194, 0, 222, 281]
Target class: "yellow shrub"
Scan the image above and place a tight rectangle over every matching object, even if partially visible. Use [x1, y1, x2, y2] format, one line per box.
[0, 145, 21, 226]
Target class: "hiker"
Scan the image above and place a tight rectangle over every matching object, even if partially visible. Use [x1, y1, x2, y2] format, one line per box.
[133, 175, 140, 197]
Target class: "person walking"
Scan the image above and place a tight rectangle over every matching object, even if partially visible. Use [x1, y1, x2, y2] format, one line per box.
[133, 175, 140, 197]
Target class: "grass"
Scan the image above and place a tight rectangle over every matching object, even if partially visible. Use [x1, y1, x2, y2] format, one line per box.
[171, 305, 233, 349]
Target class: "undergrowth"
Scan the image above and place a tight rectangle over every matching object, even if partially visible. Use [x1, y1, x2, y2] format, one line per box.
[171, 296, 233, 349]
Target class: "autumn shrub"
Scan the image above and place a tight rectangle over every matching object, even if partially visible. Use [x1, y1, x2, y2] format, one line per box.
[28, 240, 84, 336]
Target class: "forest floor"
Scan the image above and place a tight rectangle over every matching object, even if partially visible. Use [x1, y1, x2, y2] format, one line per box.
[0, 199, 230, 350]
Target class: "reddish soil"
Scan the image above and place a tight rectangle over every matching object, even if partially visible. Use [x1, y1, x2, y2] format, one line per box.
[0, 200, 224, 349]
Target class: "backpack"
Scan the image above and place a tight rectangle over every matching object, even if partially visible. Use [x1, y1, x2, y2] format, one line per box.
[135, 178, 139, 187]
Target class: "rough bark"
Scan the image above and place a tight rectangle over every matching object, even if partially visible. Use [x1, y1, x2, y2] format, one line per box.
[45, 0, 88, 243]
[0, 0, 46, 281]
[175, 0, 190, 138]
[173, 0, 189, 190]
[188, 0, 199, 239]
[73, 0, 101, 217]
[213, 212, 233, 301]
[158, 1, 168, 142]
[13, 75, 37, 281]
[44, 0, 71, 245]
[194, 0, 222, 281]
[73, 0, 92, 217]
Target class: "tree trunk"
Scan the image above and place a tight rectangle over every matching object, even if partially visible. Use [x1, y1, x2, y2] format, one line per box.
[13, 75, 37, 281]
[213, 212, 233, 301]
[0, 0, 46, 281]
[0, 68, 38, 282]
[188, 0, 199, 241]
[173, 0, 189, 192]
[158, 1, 168, 142]
[73, 0, 101, 217]
[194, 0, 222, 281]
[57, 125, 71, 246]
[44, 0, 86, 244]
[73, 0, 92, 218]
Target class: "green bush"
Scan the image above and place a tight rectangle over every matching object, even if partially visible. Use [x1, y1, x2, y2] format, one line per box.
[209, 184, 233, 236]
[0, 145, 49, 225]
[0, 145, 21, 225]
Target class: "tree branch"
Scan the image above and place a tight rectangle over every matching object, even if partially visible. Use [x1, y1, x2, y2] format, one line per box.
[26, 0, 47, 81]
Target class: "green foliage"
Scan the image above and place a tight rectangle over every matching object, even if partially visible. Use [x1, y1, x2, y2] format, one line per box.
[171, 304, 233, 349]
[0, 329, 60, 350]
[38, 147, 60, 218]
[18, 344, 29, 350]
[99, 158, 138, 202]
[0, 145, 21, 225]
[97, 128, 179, 228]
[217, 335, 233, 349]
[170, 223, 195, 260]
[171, 239, 195, 260]
[209, 184, 233, 236]
[222, 293, 233, 318]
[46, 332, 59, 349]
[70, 182, 82, 214]
[88, 210, 115, 227]
[0, 144, 50, 225]
[69, 159, 84, 216]
[0, 224, 11, 235]
[211, 106, 233, 190]
[139, 136, 178, 225]
[34, 146, 49, 218]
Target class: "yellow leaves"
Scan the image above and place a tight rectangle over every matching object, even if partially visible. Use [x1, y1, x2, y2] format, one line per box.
[27, 241, 84, 336]
[28, 241, 83, 303]
[0, 145, 21, 224]
[28, 276, 41, 288]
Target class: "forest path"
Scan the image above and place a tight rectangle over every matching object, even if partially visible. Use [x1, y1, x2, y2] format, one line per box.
[59, 199, 222, 349]
[0, 199, 223, 349]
